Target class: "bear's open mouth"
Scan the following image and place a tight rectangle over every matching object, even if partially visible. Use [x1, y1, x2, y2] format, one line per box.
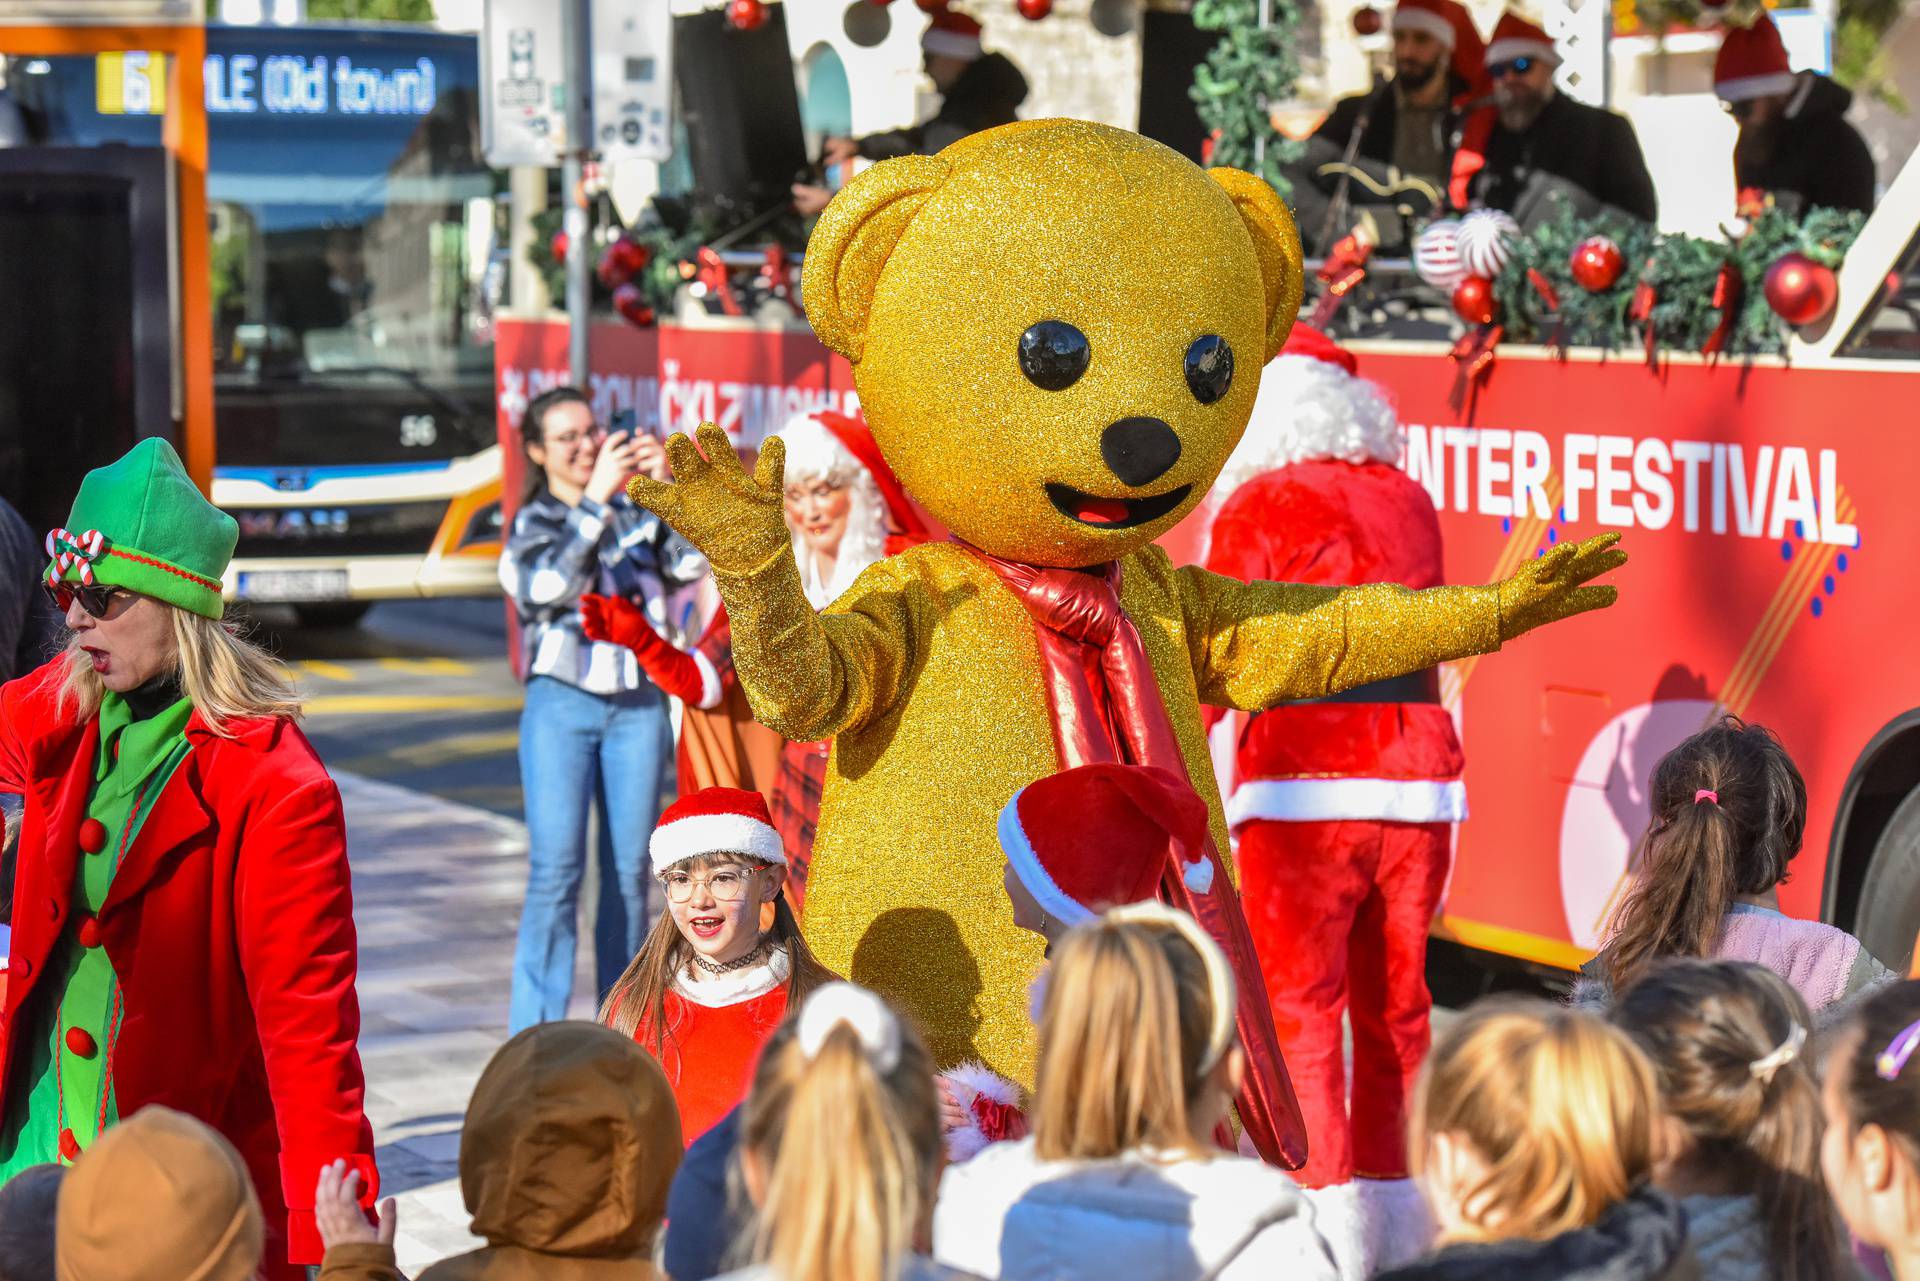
[1045, 482, 1192, 529]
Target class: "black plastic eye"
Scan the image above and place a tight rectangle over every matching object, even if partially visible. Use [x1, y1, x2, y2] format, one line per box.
[1018, 320, 1091, 391]
[1184, 335, 1235, 405]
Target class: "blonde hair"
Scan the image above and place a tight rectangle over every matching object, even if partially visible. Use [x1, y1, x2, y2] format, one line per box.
[741, 988, 942, 1281]
[1030, 911, 1226, 1162]
[1412, 998, 1660, 1242]
[57, 605, 303, 735]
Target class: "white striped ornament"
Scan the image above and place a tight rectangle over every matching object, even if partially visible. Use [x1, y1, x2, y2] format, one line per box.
[1457, 209, 1520, 280]
[1414, 219, 1465, 291]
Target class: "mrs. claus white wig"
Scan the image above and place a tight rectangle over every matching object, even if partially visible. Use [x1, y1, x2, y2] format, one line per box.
[772, 413, 891, 609]
[1209, 353, 1403, 513]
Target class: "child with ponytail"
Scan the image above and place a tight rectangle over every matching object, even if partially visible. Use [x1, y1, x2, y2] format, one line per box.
[1821, 980, 1920, 1281]
[1379, 999, 1690, 1281]
[1612, 959, 1848, 1281]
[600, 787, 834, 1145]
[720, 982, 979, 1281]
[1581, 717, 1893, 1013]
[933, 903, 1337, 1281]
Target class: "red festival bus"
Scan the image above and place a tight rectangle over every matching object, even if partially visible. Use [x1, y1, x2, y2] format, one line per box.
[497, 154, 1920, 976]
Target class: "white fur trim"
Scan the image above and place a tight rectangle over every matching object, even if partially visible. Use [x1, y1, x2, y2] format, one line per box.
[922, 29, 982, 60]
[1485, 36, 1558, 65]
[797, 982, 902, 1071]
[690, 649, 724, 711]
[1717, 70, 1797, 101]
[650, 812, 784, 874]
[1392, 7, 1456, 47]
[1207, 354, 1402, 526]
[673, 945, 791, 1007]
[997, 795, 1098, 930]
[1183, 858, 1215, 894]
[1226, 778, 1468, 828]
[942, 1062, 1024, 1163]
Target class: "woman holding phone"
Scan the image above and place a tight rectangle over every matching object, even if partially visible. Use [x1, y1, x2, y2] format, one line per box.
[501, 387, 706, 1030]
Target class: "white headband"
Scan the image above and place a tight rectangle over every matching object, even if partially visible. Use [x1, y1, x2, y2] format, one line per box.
[1105, 901, 1237, 1073]
[796, 982, 903, 1073]
[1749, 1021, 1806, 1083]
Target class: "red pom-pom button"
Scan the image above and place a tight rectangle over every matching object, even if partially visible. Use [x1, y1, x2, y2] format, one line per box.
[58, 1129, 80, 1161]
[65, 1027, 97, 1058]
[77, 819, 107, 854]
[76, 916, 101, 949]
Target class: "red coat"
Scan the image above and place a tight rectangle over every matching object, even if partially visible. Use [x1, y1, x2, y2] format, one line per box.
[1205, 459, 1465, 826]
[0, 662, 376, 1275]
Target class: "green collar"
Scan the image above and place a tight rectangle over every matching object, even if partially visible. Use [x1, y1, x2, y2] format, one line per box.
[94, 689, 194, 795]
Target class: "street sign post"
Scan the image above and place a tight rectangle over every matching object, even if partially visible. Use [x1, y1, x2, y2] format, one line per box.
[481, 0, 564, 168]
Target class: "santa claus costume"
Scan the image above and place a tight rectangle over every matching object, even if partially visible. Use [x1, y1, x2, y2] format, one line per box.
[601, 786, 833, 1145]
[582, 410, 927, 904]
[1203, 327, 1463, 1274]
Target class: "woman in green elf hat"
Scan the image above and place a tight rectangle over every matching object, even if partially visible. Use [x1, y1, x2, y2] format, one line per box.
[0, 438, 377, 1281]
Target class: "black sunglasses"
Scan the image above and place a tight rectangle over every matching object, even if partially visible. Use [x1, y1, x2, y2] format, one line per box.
[1488, 56, 1537, 79]
[44, 580, 130, 619]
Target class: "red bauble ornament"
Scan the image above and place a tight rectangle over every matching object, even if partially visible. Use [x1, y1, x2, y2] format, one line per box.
[1763, 252, 1838, 327]
[1352, 6, 1383, 35]
[77, 818, 107, 854]
[65, 1026, 97, 1058]
[549, 230, 569, 265]
[1570, 236, 1624, 292]
[613, 283, 656, 329]
[1016, 0, 1052, 16]
[727, 0, 769, 30]
[1452, 275, 1499, 326]
[597, 235, 652, 288]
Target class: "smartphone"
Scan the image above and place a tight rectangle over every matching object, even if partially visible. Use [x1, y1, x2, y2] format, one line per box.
[610, 407, 639, 441]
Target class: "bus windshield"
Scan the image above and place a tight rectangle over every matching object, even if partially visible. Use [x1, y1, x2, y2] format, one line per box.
[4, 26, 500, 465]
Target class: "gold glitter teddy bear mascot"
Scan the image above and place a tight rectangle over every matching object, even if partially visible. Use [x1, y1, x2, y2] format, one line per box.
[628, 119, 1623, 1167]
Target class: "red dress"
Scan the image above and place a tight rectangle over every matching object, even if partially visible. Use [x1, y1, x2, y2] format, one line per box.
[1205, 459, 1464, 1189]
[632, 951, 790, 1145]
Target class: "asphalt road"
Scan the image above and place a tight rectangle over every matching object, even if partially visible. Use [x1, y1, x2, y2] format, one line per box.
[244, 598, 527, 820]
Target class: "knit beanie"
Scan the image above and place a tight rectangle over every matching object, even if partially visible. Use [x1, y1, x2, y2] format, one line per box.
[45, 439, 236, 619]
[55, 1106, 263, 1281]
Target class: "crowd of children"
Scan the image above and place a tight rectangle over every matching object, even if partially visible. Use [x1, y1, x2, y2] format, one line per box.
[0, 718, 1913, 1281]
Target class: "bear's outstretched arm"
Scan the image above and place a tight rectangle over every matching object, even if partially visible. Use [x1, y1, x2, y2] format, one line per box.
[1176, 532, 1626, 710]
[627, 424, 913, 742]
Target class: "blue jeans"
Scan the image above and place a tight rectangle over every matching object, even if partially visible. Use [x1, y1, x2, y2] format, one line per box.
[510, 676, 671, 1031]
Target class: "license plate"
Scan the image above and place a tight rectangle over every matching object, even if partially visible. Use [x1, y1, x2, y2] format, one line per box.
[236, 570, 352, 602]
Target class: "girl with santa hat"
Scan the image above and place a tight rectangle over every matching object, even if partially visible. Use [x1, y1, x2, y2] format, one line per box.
[599, 786, 834, 1145]
[582, 410, 927, 901]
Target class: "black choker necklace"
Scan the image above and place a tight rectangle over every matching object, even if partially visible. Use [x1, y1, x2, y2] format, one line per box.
[690, 938, 771, 976]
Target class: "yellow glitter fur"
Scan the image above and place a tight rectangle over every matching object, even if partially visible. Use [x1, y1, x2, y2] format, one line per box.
[629, 121, 1624, 1083]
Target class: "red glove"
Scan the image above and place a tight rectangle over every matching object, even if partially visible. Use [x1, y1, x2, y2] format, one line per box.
[579, 594, 709, 705]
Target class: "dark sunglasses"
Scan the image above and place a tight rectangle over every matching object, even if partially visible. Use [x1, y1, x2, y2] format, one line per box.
[44, 580, 130, 619]
[1487, 56, 1536, 79]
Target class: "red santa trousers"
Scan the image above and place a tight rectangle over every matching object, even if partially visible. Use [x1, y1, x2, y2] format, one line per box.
[1237, 816, 1451, 1188]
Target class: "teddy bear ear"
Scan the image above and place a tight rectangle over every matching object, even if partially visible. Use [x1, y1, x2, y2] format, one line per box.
[1207, 167, 1304, 364]
[800, 154, 951, 363]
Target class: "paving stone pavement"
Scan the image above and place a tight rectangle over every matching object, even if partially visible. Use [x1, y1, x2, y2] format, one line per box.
[340, 769, 600, 1273]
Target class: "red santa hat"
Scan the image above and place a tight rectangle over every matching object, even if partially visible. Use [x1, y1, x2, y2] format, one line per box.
[997, 764, 1209, 928]
[1715, 16, 1796, 103]
[922, 9, 984, 62]
[1485, 9, 1559, 68]
[650, 786, 784, 874]
[1392, 0, 1459, 49]
[1282, 323, 1358, 376]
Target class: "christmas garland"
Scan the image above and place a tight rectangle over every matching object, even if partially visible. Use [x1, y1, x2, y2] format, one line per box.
[1483, 200, 1863, 357]
[524, 200, 723, 325]
[1190, 0, 1305, 198]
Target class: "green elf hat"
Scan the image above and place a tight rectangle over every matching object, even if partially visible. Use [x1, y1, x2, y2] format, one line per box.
[45, 438, 236, 620]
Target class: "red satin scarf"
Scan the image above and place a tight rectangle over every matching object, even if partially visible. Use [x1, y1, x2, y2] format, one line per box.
[964, 542, 1309, 1170]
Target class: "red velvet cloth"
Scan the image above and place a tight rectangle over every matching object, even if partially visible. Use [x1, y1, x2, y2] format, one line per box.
[0, 661, 376, 1276]
[962, 542, 1308, 1170]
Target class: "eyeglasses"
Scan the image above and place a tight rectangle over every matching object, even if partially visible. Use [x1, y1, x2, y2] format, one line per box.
[544, 425, 606, 449]
[44, 581, 131, 619]
[659, 866, 757, 904]
[1487, 56, 1537, 79]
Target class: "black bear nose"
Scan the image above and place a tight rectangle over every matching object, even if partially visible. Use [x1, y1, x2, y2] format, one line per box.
[1100, 417, 1182, 487]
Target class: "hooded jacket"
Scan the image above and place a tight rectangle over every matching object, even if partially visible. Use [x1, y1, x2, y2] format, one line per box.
[856, 53, 1030, 160]
[1376, 1189, 1701, 1281]
[1735, 73, 1876, 216]
[931, 1136, 1338, 1281]
[320, 1022, 684, 1281]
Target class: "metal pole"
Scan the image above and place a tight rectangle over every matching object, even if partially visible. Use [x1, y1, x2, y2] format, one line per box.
[562, 0, 593, 389]
[1253, 0, 1272, 171]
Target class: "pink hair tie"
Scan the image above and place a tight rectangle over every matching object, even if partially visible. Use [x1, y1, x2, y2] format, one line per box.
[1695, 789, 1719, 805]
